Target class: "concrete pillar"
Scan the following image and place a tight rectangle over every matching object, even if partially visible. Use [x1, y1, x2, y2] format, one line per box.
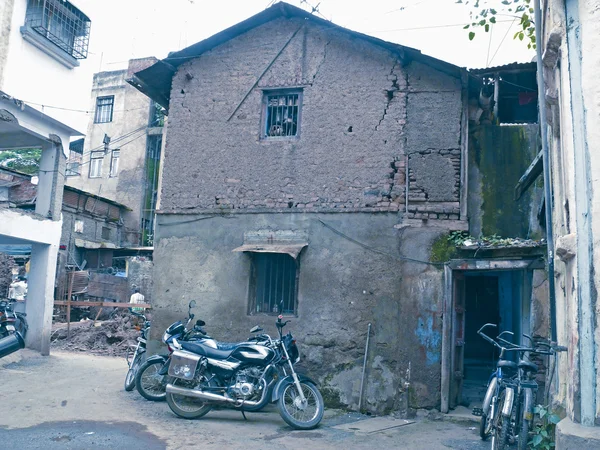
[35, 139, 66, 220]
[26, 242, 59, 355]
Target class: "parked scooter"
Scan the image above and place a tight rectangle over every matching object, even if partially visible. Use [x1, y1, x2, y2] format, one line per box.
[163, 305, 324, 430]
[0, 298, 28, 338]
[124, 311, 150, 391]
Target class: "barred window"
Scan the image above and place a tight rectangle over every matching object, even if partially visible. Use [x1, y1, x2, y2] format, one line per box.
[94, 96, 114, 123]
[250, 253, 298, 315]
[263, 91, 301, 139]
[109, 150, 120, 177]
[24, 0, 90, 60]
[89, 151, 103, 178]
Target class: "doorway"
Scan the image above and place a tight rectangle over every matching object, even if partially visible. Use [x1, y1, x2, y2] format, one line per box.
[441, 262, 536, 412]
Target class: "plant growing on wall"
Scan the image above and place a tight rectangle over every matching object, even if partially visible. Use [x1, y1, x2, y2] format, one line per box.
[457, 0, 536, 49]
[529, 404, 562, 449]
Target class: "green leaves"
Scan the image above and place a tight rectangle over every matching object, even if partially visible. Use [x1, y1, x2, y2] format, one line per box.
[469, 31, 476, 40]
[530, 405, 563, 449]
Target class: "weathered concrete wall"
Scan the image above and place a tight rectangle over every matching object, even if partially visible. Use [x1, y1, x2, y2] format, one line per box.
[160, 18, 462, 219]
[467, 124, 543, 238]
[0, 0, 15, 89]
[150, 212, 445, 413]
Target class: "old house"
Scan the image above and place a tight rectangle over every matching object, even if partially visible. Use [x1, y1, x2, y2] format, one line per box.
[131, 2, 547, 414]
[526, 0, 600, 446]
[66, 58, 165, 247]
[0, 0, 92, 354]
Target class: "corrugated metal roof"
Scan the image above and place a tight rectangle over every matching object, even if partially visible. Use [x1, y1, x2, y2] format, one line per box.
[470, 61, 536, 74]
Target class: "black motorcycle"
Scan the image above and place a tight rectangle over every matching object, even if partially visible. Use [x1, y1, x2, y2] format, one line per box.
[0, 298, 28, 338]
[124, 311, 150, 391]
[163, 309, 324, 430]
[134, 300, 207, 401]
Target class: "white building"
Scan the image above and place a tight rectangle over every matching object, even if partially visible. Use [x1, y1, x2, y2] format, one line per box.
[0, 0, 92, 355]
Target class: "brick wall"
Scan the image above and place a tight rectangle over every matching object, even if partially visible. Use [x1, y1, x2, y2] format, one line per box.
[160, 18, 463, 217]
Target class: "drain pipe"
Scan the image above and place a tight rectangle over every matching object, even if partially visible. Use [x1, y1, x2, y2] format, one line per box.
[358, 323, 371, 411]
[534, 0, 557, 342]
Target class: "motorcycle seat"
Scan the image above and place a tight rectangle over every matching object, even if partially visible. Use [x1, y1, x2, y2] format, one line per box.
[181, 340, 236, 359]
[216, 342, 239, 351]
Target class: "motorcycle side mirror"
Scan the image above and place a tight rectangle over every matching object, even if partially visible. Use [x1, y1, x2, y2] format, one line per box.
[189, 300, 196, 309]
[250, 325, 263, 333]
[196, 319, 206, 327]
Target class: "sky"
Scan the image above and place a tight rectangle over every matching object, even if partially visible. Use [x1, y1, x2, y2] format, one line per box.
[58, 0, 535, 130]
[77, 0, 533, 71]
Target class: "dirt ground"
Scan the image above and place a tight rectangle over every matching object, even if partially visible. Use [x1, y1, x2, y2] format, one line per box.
[51, 312, 141, 357]
[0, 350, 487, 450]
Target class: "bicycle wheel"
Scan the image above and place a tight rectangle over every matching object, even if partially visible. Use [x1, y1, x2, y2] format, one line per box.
[491, 390, 510, 450]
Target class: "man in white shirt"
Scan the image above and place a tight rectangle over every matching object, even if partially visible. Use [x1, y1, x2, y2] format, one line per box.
[8, 276, 27, 301]
[129, 288, 145, 313]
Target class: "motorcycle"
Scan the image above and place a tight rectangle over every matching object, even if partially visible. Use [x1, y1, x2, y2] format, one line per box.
[134, 300, 208, 401]
[0, 298, 28, 339]
[124, 310, 150, 391]
[163, 308, 324, 430]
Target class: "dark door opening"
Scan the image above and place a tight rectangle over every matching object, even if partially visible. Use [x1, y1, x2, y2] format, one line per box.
[462, 274, 501, 408]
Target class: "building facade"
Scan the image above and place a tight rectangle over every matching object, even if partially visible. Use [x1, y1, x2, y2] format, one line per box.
[132, 3, 548, 414]
[66, 58, 164, 247]
[537, 0, 600, 445]
[0, 0, 91, 354]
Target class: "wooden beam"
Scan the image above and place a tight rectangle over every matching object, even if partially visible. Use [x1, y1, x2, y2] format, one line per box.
[514, 149, 543, 200]
[54, 301, 152, 308]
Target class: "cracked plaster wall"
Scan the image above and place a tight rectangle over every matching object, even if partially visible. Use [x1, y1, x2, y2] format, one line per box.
[160, 18, 463, 216]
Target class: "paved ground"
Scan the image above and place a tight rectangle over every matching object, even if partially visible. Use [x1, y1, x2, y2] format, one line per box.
[0, 350, 488, 449]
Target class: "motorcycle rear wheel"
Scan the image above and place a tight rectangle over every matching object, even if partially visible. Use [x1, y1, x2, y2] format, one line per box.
[277, 381, 324, 430]
[135, 359, 167, 401]
[165, 377, 213, 419]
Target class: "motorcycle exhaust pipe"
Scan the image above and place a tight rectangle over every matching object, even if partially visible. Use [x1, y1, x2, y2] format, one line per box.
[0, 332, 25, 359]
[166, 383, 263, 406]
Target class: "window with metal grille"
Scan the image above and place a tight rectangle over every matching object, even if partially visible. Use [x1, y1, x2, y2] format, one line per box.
[24, 0, 90, 60]
[250, 253, 298, 315]
[89, 151, 103, 178]
[94, 96, 114, 123]
[101, 226, 111, 240]
[263, 91, 301, 138]
[109, 150, 120, 177]
[66, 162, 80, 176]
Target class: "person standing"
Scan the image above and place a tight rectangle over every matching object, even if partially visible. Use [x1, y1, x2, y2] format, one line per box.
[8, 276, 27, 301]
[129, 288, 145, 313]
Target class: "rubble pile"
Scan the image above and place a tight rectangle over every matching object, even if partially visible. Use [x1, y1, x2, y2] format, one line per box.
[51, 311, 140, 357]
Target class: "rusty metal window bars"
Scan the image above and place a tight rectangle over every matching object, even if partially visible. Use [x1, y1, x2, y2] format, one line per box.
[24, 0, 90, 60]
[94, 96, 114, 123]
[263, 91, 301, 138]
[251, 253, 298, 315]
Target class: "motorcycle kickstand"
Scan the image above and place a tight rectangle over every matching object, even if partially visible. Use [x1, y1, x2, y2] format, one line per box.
[241, 410, 247, 421]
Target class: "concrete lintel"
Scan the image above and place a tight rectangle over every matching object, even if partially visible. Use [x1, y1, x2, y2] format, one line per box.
[0, 209, 62, 245]
[395, 219, 469, 231]
[447, 258, 543, 270]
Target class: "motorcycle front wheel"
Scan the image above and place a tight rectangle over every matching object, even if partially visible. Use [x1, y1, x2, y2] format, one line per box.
[124, 352, 143, 391]
[135, 359, 167, 401]
[277, 381, 324, 430]
[165, 376, 213, 419]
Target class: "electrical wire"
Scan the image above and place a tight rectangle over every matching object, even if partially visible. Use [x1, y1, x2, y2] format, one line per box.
[488, 18, 517, 67]
[317, 218, 444, 266]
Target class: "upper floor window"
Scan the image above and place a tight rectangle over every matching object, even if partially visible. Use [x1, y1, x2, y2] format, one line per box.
[24, 0, 90, 60]
[109, 150, 120, 177]
[262, 90, 302, 139]
[95, 96, 114, 123]
[89, 151, 103, 178]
